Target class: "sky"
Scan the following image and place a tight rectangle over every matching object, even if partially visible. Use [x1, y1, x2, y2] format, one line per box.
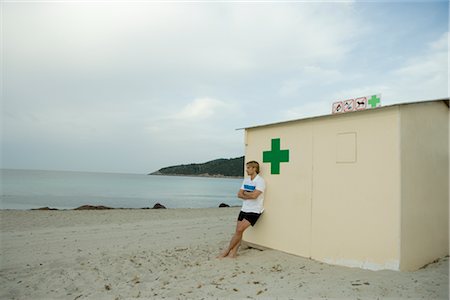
[1, 0, 449, 174]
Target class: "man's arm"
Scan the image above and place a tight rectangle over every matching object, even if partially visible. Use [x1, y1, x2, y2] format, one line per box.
[237, 189, 262, 200]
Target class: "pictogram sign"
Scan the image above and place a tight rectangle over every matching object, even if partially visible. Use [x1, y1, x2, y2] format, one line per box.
[355, 97, 367, 110]
[368, 95, 381, 108]
[332, 94, 381, 114]
[332, 101, 344, 114]
[343, 99, 354, 112]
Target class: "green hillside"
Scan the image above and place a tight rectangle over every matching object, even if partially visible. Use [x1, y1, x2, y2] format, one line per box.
[150, 156, 244, 177]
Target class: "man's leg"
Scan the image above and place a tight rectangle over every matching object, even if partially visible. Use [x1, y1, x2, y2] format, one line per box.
[218, 219, 251, 258]
[227, 219, 252, 258]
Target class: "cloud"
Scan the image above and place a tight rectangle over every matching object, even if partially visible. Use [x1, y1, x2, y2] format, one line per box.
[386, 31, 448, 102]
[173, 98, 228, 121]
[279, 66, 346, 97]
[282, 99, 332, 120]
[279, 30, 448, 122]
[327, 30, 448, 106]
[4, 3, 363, 76]
[145, 97, 243, 137]
[429, 32, 449, 51]
[392, 49, 446, 80]
[138, 96, 245, 168]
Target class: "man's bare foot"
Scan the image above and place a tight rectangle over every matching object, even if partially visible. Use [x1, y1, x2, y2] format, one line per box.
[227, 250, 238, 258]
[217, 251, 228, 259]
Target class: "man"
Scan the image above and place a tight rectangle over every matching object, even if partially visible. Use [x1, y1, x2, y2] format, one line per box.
[218, 160, 265, 258]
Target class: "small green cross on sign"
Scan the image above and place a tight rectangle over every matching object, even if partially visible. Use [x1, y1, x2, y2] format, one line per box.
[368, 95, 381, 108]
[263, 138, 289, 175]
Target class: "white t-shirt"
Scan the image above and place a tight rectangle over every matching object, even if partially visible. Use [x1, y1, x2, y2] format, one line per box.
[240, 174, 265, 213]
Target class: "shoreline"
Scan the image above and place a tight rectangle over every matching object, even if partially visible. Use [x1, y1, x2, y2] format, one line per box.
[0, 204, 241, 211]
[148, 173, 244, 179]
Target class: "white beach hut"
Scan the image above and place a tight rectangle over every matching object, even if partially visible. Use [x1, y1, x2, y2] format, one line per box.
[241, 98, 449, 271]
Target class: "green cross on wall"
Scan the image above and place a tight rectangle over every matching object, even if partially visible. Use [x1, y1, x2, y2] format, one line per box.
[368, 95, 380, 108]
[263, 138, 289, 175]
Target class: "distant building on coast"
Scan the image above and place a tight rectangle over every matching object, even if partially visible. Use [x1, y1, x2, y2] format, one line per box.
[241, 98, 449, 271]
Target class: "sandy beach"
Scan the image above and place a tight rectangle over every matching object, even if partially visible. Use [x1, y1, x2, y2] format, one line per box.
[0, 207, 448, 300]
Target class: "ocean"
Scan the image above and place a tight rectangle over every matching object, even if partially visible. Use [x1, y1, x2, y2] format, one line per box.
[0, 169, 243, 210]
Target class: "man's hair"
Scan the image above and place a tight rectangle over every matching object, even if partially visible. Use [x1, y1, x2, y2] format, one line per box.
[246, 161, 260, 174]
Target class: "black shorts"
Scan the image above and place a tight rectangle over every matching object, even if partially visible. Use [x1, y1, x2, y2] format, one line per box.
[238, 211, 262, 226]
